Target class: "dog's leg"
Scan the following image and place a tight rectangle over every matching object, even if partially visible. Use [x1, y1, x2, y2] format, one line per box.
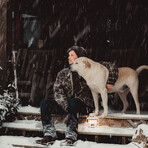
[89, 91, 99, 117]
[100, 89, 108, 118]
[118, 89, 129, 113]
[129, 87, 140, 115]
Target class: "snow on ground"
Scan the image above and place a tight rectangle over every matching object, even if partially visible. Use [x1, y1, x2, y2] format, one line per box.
[0, 135, 143, 148]
[3, 119, 66, 132]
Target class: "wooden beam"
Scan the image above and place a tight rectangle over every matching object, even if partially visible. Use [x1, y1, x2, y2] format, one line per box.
[0, 0, 12, 88]
[127, 120, 137, 128]
[0, 0, 7, 88]
[99, 113, 148, 120]
[14, 0, 22, 46]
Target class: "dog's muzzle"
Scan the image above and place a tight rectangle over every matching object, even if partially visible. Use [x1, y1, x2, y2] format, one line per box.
[70, 64, 75, 71]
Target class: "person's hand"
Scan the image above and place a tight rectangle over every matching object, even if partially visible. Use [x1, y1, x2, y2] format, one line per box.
[106, 84, 114, 90]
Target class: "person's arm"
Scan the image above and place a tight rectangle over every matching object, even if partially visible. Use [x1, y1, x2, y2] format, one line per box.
[100, 61, 118, 90]
[75, 77, 94, 110]
[106, 84, 114, 90]
[107, 62, 118, 90]
[53, 70, 68, 112]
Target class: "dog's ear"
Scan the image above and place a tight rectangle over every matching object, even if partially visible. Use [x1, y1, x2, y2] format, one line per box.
[83, 60, 91, 68]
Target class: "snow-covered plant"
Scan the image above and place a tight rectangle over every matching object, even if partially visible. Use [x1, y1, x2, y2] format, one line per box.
[0, 85, 20, 123]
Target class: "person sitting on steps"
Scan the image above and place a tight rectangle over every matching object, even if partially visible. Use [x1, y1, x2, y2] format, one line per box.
[36, 45, 118, 146]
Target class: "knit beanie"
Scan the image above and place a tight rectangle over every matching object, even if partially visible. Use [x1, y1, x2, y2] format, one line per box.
[67, 46, 87, 57]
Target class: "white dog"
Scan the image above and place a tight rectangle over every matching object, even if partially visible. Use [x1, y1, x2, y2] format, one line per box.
[71, 57, 148, 117]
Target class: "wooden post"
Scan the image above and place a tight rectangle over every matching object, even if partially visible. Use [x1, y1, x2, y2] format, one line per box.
[122, 137, 126, 144]
[0, 0, 7, 88]
[12, 44, 19, 100]
[94, 135, 99, 143]
[0, 0, 12, 88]
[14, 0, 22, 47]
[22, 130, 26, 136]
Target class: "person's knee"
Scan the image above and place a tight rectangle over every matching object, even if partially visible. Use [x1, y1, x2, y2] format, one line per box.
[40, 99, 47, 107]
[40, 99, 54, 109]
[68, 98, 79, 113]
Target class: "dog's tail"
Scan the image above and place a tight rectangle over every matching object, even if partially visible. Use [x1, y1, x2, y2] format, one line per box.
[136, 65, 148, 75]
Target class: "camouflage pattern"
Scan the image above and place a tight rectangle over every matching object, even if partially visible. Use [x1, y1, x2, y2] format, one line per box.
[100, 61, 118, 85]
[53, 68, 94, 112]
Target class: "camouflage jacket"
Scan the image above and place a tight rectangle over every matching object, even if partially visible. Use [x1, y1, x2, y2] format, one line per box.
[100, 61, 118, 85]
[53, 68, 94, 112]
[53, 62, 118, 112]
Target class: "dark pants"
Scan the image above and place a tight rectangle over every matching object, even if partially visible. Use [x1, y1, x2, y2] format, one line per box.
[40, 98, 89, 140]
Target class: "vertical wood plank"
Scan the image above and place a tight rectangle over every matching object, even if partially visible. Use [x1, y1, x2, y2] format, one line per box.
[94, 135, 99, 143]
[122, 137, 126, 144]
[0, 0, 7, 88]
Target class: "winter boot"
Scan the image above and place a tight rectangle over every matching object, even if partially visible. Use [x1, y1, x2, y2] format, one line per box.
[36, 136, 55, 146]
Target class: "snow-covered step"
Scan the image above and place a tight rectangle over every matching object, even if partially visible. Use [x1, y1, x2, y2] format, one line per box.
[1, 125, 148, 147]
[3, 120, 66, 134]
[17, 106, 86, 122]
[78, 123, 135, 137]
[3, 120, 135, 137]
[18, 106, 148, 120]
[12, 106, 146, 138]
[18, 105, 40, 115]
[104, 113, 148, 120]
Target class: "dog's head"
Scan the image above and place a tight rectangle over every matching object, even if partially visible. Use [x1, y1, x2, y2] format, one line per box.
[71, 57, 91, 76]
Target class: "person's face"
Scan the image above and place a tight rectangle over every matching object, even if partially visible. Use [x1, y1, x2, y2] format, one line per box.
[68, 50, 78, 65]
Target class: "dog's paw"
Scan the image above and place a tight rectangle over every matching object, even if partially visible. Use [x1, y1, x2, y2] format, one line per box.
[101, 112, 108, 118]
[136, 112, 140, 115]
[89, 112, 98, 117]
